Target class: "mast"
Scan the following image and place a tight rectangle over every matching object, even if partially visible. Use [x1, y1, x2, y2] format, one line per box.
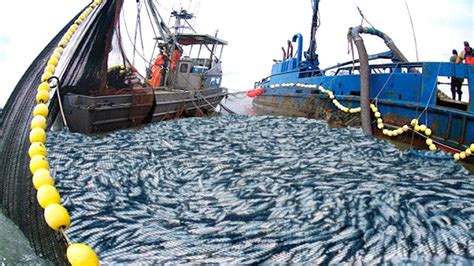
[146, 0, 180, 86]
[146, 0, 172, 43]
[171, 9, 194, 33]
[307, 0, 320, 67]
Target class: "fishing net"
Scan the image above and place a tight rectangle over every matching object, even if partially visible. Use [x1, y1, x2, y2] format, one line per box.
[58, 0, 125, 96]
[0, 24, 71, 265]
[0, 0, 123, 263]
[45, 115, 474, 264]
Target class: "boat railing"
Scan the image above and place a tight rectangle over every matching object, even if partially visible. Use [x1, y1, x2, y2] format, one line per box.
[331, 62, 423, 76]
[260, 61, 472, 92]
[262, 62, 420, 83]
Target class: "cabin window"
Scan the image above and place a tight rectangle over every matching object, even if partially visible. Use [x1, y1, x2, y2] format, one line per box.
[180, 63, 189, 73]
[209, 77, 221, 86]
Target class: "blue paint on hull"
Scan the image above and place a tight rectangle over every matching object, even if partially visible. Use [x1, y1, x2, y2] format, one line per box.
[254, 61, 474, 151]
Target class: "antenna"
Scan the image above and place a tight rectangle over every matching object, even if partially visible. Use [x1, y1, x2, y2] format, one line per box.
[192, 0, 201, 29]
[405, 1, 419, 62]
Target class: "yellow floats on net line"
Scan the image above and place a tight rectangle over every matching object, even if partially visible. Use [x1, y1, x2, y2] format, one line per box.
[269, 83, 474, 161]
[28, 0, 102, 265]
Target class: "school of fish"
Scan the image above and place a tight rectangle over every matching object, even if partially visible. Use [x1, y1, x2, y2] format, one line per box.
[46, 115, 474, 264]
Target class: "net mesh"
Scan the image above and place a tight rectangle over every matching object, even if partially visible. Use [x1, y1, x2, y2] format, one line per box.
[0, 0, 122, 263]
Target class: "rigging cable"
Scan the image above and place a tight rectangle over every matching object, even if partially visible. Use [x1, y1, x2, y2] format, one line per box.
[142, 1, 159, 38]
[183, 19, 220, 62]
[347, 35, 356, 73]
[220, 103, 236, 114]
[136, 2, 147, 73]
[116, 14, 149, 82]
[121, 6, 152, 66]
[356, 5, 375, 28]
[416, 63, 442, 123]
[192, 0, 201, 28]
[405, 1, 419, 62]
[372, 62, 400, 102]
[49, 76, 68, 128]
[143, 1, 160, 68]
[132, 1, 142, 65]
[148, 0, 172, 44]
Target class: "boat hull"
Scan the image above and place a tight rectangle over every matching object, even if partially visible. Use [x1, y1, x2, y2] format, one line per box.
[63, 86, 227, 134]
[253, 94, 361, 127]
[253, 92, 474, 159]
[253, 62, 474, 160]
[151, 87, 226, 122]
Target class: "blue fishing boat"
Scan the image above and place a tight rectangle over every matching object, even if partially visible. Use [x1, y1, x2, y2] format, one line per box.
[251, 0, 474, 162]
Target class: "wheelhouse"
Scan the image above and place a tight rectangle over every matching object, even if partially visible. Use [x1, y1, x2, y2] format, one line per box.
[171, 34, 227, 90]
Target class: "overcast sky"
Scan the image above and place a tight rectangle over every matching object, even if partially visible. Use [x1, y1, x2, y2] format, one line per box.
[0, 0, 472, 107]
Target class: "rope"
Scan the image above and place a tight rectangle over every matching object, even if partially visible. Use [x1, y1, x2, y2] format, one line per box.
[121, 7, 152, 66]
[356, 6, 375, 28]
[383, 121, 464, 153]
[49, 76, 68, 128]
[59, 228, 72, 246]
[347, 36, 356, 73]
[114, 13, 151, 85]
[151, 0, 172, 14]
[416, 63, 442, 122]
[193, 89, 223, 111]
[371, 62, 400, 102]
[136, 5, 147, 75]
[143, 1, 160, 67]
[227, 90, 246, 95]
[148, 0, 174, 44]
[228, 91, 247, 99]
[190, 100, 205, 116]
[159, 102, 176, 122]
[132, 1, 142, 65]
[142, 1, 159, 41]
[219, 103, 236, 114]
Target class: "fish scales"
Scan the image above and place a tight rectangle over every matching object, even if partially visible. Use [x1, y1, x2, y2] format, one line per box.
[46, 115, 474, 264]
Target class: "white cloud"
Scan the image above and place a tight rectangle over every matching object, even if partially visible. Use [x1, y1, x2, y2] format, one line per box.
[0, 0, 472, 107]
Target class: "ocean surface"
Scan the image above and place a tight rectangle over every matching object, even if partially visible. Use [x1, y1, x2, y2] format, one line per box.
[0, 212, 47, 264]
[1, 97, 473, 264]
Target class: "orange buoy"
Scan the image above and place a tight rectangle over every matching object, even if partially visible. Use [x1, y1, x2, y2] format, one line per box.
[254, 88, 263, 95]
[247, 90, 257, 98]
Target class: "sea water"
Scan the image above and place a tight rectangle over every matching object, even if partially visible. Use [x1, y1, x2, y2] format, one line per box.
[42, 114, 473, 264]
[0, 212, 47, 264]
